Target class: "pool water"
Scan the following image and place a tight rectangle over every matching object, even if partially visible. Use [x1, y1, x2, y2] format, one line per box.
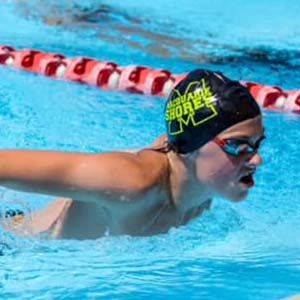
[0, 1, 300, 299]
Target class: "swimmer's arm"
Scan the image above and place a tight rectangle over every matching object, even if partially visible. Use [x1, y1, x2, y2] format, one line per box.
[0, 150, 150, 203]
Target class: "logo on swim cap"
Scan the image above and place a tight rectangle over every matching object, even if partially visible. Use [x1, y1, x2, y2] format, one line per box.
[165, 78, 219, 135]
[165, 69, 261, 154]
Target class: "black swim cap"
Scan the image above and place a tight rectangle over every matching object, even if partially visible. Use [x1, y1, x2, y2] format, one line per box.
[165, 69, 261, 154]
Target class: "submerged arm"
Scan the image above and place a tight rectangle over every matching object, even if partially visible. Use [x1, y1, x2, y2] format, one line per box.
[0, 150, 149, 203]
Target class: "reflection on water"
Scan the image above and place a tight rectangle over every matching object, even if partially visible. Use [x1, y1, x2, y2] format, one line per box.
[12, 0, 300, 70]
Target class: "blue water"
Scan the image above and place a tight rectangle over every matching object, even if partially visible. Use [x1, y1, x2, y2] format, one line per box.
[0, 1, 300, 299]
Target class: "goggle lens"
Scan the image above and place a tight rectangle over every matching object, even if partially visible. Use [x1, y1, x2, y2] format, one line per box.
[214, 135, 265, 156]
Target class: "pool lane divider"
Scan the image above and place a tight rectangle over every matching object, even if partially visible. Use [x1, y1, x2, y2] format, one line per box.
[0, 45, 299, 114]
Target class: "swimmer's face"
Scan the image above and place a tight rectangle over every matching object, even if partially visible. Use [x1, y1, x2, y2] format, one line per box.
[195, 115, 265, 201]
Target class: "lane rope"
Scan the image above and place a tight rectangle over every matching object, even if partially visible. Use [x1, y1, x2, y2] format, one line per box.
[1, 45, 299, 114]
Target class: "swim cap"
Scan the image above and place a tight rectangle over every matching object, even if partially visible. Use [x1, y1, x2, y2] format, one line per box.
[165, 69, 261, 153]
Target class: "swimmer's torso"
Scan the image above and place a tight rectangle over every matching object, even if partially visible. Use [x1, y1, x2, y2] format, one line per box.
[3, 191, 211, 239]
[39, 194, 211, 239]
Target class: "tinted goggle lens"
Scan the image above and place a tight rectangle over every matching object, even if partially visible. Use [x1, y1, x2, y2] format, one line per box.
[215, 135, 265, 156]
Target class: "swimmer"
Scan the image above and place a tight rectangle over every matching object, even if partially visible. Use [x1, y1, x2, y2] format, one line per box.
[0, 69, 265, 239]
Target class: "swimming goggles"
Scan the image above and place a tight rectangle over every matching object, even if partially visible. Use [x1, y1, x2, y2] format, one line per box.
[214, 135, 266, 156]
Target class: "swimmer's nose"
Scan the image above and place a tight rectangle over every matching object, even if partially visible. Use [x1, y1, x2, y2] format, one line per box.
[249, 152, 263, 166]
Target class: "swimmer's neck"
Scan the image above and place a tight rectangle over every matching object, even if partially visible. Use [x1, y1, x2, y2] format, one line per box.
[166, 150, 212, 211]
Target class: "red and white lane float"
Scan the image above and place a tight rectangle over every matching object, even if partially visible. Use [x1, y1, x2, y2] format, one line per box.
[0, 45, 299, 114]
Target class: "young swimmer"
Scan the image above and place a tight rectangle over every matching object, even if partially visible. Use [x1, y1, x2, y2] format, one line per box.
[0, 69, 265, 239]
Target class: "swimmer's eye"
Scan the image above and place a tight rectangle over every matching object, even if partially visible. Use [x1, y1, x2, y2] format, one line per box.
[214, 135, 266, 156]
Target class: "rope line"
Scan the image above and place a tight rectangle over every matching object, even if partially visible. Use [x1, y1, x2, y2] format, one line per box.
[1, 45, 299, 114]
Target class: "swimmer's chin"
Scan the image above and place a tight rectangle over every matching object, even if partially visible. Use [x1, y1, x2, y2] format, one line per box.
[223, 190, 249, 202]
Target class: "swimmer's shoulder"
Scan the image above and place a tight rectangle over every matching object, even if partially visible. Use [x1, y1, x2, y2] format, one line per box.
[85, 147, 168, 196]
[108, 134, 169, 175]
[119, 147, 170, 187]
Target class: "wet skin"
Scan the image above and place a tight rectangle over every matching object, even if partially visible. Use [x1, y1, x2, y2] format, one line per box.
[0, 116, 264, 239]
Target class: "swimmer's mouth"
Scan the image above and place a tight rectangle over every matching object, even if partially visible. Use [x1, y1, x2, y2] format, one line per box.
[238, 172, 255, 187]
